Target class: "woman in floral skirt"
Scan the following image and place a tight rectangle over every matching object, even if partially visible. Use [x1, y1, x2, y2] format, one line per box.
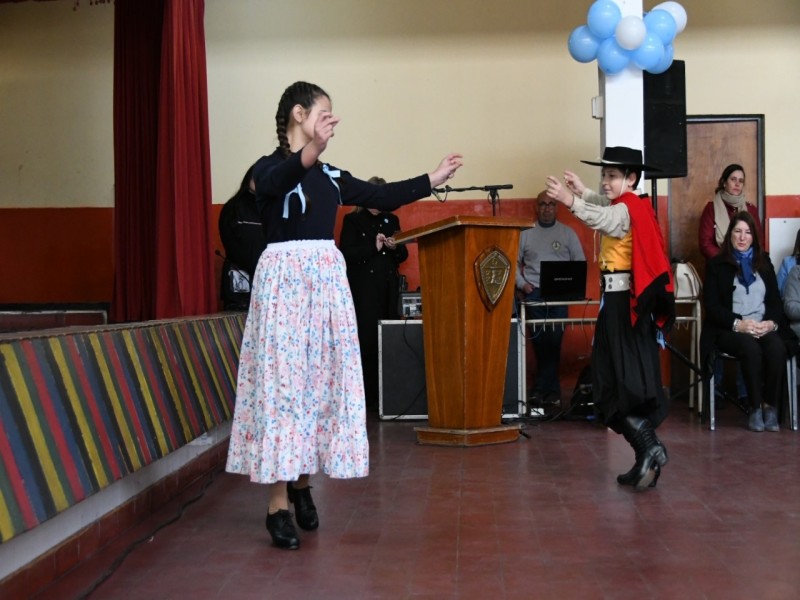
[225, 81, 462, 549]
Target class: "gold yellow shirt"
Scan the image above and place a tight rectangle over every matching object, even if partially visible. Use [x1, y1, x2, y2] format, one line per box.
[599, 231, 632, 272]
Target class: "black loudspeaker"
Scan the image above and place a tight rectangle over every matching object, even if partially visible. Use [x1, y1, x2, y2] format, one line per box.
[378, 319, 522, 420]
[644, 59, 687, 179]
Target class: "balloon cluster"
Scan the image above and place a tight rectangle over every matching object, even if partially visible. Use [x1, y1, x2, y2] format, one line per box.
[568, 1, 687, 75]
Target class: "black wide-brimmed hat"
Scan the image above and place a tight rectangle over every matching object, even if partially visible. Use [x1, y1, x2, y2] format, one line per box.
[580, 146, 660, 172]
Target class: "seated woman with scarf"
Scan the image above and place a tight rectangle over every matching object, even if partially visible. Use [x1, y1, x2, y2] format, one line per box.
[701, 211, 796, 432]
[698, 164, 762, 403]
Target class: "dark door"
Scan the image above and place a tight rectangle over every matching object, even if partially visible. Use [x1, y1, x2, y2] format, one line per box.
[668, 115, 765, 280]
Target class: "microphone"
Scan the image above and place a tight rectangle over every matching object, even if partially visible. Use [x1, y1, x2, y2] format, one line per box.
[432, 184, 513, 193]
[431, 184, 513, 209]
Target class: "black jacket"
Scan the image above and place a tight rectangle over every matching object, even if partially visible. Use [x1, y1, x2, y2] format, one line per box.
[340, 209, 407, 275]
[339, 209, 407, 320]
[700, 252, 797, 370]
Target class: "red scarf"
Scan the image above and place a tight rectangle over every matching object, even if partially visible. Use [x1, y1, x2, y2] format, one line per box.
[613, 192, 675, 329]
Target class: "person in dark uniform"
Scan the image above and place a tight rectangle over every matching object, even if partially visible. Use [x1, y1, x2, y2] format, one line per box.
[339, 177, 408, 412]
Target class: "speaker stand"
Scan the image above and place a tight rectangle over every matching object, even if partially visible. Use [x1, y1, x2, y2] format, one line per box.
[650, 179, 658, 215]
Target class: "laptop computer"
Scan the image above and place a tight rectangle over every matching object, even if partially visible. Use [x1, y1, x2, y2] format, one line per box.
[538, 260, 587, 301]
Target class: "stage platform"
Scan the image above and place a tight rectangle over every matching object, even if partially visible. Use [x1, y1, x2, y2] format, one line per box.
[0, 312, 245, 595]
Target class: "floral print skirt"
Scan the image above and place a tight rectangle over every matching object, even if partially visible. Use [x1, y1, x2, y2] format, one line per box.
[225, 240, 369, 484]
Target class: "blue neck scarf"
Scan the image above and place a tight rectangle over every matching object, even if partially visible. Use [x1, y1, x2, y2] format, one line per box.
[733, 247, 756, 292]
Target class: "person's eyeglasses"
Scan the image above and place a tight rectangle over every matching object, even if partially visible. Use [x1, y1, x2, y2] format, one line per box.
[538, 202, 556, 208]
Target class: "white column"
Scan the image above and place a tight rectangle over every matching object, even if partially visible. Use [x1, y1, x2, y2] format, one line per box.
[593, 0, 644, 187]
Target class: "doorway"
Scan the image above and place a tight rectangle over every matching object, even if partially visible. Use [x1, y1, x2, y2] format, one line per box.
[668, 114, 765, 279]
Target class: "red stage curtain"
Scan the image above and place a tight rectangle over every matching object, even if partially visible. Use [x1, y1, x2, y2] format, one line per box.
[111, 0, 163, 322]
[154, 0, 216, 318]
[112, 0, 216, 322]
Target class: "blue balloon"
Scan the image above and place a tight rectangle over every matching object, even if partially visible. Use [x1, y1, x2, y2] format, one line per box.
[632, 32, 665, 71]
[644, 9, 677, 45]
[587, 0, 621, 40]
[647, 43, 675, 74]
[597, 38, 630, 75]
[568, 25, 601, 63]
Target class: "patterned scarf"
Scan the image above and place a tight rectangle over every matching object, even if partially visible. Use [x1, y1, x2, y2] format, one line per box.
[713, 190, 747, 247]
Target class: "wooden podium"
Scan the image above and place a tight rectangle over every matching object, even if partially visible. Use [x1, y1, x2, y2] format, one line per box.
[394, 215, 530, 446]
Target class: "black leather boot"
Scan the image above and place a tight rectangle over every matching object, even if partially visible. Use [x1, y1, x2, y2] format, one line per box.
[617, 427, 663, 488]
[288, 482, 319, 531]
[266, 509, 300, 549]
[620, 415, 668, 490]
[617, 463, 660, 488]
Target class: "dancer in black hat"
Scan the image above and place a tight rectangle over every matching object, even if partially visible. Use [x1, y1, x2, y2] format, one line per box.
[546, 147, 675, 490]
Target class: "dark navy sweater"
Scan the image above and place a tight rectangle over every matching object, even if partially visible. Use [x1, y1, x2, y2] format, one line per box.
[252, 148, 431, 244]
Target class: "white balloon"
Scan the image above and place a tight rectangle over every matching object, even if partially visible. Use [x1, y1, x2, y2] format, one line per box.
[615, 15, 647, 50]
[653, 1, 687, 33]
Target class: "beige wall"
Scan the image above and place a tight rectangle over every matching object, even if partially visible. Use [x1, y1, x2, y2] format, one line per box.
[1, 0, 799, 209]
[0, 1, 114, 208]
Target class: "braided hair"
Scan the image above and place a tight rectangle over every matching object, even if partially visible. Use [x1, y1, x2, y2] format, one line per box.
[275, 81, 329, 158]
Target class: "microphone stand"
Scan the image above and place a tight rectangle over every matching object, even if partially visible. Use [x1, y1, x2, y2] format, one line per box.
[431, 184, 514, 216]
[488, 188, 501, 216]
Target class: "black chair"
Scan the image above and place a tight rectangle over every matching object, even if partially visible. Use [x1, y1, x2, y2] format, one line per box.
[706, 352, 797, 431]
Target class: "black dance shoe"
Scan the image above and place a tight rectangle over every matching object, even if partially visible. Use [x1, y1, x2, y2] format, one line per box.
[288, 483, 319, 531]
[616, 463, 660, 488]
[266, 509, 300, 550]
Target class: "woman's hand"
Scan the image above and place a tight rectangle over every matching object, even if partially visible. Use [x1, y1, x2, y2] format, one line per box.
[376, 233, 386, 251]
[428, 153, 463, 188]
[302, 111, 340, 166]
[738, 318, 774, 338]
[737, 318, 756, 335]
[545, 175, 574, 208]
[313, 111, 339, 151]
[752, 320, 776, 337]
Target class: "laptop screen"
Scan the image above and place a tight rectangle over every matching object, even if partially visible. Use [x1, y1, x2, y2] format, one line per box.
[539, 260, 587, 300]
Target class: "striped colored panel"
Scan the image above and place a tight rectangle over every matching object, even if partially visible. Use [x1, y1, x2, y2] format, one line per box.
[0, 313, 245, 543]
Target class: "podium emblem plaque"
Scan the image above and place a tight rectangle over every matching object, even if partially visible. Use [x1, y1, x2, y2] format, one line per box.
[474, 246, 511, 311]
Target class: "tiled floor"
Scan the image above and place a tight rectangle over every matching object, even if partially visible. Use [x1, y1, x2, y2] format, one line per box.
[34, 401, 800, 600]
